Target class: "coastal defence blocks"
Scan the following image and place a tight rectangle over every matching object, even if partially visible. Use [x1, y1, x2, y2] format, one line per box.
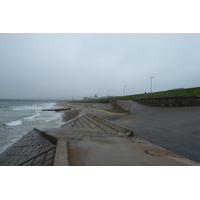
[0, 103, 134, 166]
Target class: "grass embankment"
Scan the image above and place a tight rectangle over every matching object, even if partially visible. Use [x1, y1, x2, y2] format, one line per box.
[116, 87, 200, 100]
[71, 87, 200, 102]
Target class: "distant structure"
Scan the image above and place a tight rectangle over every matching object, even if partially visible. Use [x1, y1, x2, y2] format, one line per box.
[168, 88, 184, 91]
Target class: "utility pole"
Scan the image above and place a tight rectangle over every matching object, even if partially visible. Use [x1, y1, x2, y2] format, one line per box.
[151, 77, 154, 93]
[124, 85, 126, 96]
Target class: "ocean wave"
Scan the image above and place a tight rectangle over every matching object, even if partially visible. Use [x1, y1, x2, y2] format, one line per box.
[44, 113, 64, 127]
[6, 119, 22, 126]
[45, 114, 61, 122]
[45, 112, 62, 122]
[23, 112, 41, 121]
[12, 102, 57, 111]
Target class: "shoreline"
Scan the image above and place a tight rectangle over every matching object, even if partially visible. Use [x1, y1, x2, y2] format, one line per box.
[1, 100, 200, 166]
[0, 100, 64, 154]
[56, 101, 81, 123]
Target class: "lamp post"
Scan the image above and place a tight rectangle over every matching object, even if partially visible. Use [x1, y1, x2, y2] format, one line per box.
[108, 89, 110, 97]
[151, 77, 154, 93]
[124, 85, 126, 96]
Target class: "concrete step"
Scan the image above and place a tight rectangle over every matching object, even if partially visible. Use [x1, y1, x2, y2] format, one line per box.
[92, 103, 115, 110]
[62, 113, 133, 136]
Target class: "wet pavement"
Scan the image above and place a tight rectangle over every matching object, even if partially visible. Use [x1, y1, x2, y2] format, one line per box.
[105, 100, 200, 163]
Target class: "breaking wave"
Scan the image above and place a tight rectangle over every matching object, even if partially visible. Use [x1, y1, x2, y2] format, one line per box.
[6, 119, 22, 126]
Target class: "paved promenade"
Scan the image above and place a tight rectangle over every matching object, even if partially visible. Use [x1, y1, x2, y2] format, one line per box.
[108, 100, 200, 163]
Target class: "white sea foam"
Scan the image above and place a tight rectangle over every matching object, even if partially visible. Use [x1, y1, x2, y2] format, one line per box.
[45, 113, 62, 123]
[12, 102, 57, 111]
[6, 119, 22, 126]
[0, 100, 63, 154]
[23, 112, 41, 121]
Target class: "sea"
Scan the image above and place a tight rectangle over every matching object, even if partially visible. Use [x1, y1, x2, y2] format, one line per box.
[0, 99, 66, 154]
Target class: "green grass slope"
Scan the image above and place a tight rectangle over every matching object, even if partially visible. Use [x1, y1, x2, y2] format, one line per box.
[116, 87, 200, 100]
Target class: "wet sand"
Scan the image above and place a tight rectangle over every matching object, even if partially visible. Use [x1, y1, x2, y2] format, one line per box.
[57, 101, 82, 122]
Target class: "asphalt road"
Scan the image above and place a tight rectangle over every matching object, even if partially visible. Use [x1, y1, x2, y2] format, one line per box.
[105, 100, 200, 163]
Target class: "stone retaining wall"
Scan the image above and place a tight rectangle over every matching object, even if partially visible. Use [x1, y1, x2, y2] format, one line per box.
[134, 97, 200, 107]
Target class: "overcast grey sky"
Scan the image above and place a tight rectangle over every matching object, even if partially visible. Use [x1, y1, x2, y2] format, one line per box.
[0, 33, 200, 99]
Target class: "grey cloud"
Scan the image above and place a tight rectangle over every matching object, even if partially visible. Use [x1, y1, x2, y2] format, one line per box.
[0, 33, 200, 99]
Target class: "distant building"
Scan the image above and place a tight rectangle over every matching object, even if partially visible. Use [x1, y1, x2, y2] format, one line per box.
[168, 88, 184, 91]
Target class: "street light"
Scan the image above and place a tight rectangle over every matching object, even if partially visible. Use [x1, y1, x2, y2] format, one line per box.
[151, 76, 154, 93]
[124, 85, 126, 96]
[108, 89, 110, 97]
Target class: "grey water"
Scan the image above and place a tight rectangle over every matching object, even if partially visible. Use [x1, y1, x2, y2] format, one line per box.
[0, 99, 65, 153]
